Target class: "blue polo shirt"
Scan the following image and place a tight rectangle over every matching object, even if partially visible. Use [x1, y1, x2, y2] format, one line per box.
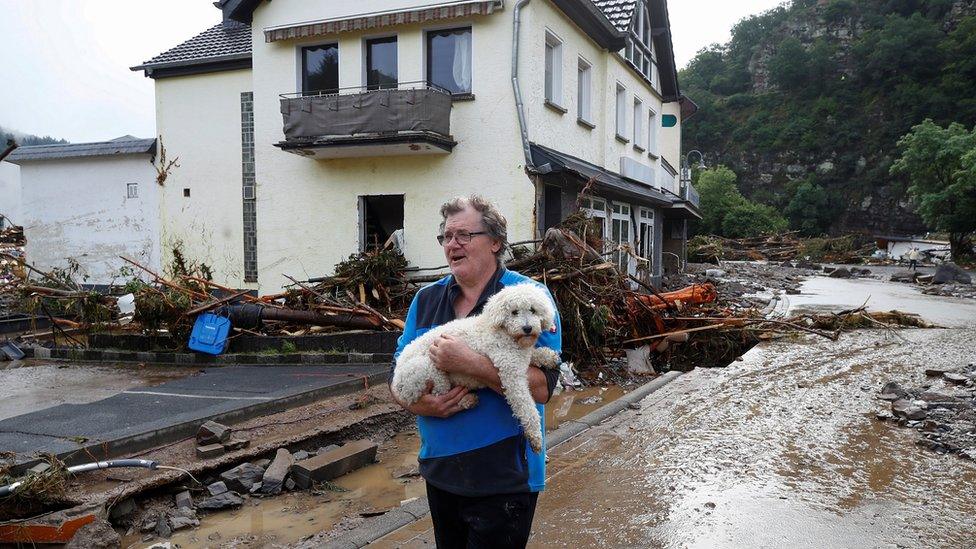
[392, 267, 562, 496]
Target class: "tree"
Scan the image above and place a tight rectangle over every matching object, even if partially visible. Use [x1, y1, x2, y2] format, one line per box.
[785, 180, 833, 236]
[722, 202, 789, 238]
[769, 37, 810, 91]
[696, 166, 746, 235]
[891, 119, 976, 259]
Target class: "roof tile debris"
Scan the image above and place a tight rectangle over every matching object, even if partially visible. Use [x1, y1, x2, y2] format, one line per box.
[592, 0, 638, 32]
[6, 137, 156, 163]
[133, 23, 251, 70]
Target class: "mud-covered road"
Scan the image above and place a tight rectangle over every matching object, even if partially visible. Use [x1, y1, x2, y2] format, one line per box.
[533, 277, 976, 548]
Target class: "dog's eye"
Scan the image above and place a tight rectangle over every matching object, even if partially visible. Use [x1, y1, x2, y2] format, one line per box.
[530, 307, 536, 314]
[511, 310, 518, 316]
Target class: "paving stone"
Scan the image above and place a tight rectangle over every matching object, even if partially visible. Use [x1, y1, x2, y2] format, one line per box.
[169, 515, 198, 531]
[175, 491, 193, 510]
[207, 481, 228, 496]
[197, 443, 225, 459]
[28, 462, 51, 475]
[197, 420, 232, 445]
[196, 492, 244, 511]
[259, 448, 295, 495]
[223, 437, 250, 451]
[291, 440, 378, 489]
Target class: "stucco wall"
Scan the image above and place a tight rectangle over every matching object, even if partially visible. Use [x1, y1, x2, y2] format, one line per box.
[154, 68, 253, 287]
[0, 161, 21, 227]
[19, 156, 160, 284]
[524, 0, 679, 186]
[250, 0, 532, 291]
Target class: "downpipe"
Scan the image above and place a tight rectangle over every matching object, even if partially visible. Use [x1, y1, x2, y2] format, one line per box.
[512, 0, 536, 173]
[0, 459, 158, 497]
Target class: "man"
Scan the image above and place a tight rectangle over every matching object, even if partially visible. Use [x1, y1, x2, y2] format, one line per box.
[908, 247, 920, 271]
[390, 195, 562, 548]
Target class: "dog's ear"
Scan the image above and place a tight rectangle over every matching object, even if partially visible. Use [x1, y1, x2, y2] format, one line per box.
[482, 290, 511, 330]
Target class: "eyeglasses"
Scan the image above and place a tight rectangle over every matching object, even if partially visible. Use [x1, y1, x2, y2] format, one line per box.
[437, 231, 488, 246]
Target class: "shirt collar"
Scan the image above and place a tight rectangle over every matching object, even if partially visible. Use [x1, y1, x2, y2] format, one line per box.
[447, 264, 507, 317]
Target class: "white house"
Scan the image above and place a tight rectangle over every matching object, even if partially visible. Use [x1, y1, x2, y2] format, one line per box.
[5, 137, 162, 285]
[0, 161, 21, 228]
[133, 0, 699, 292]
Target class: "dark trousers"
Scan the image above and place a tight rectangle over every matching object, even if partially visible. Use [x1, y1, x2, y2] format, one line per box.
[909, 260, 918, 271]
[426, 483, 539, 549]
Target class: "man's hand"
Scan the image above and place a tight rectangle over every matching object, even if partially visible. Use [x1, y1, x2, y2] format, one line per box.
[396, 382, 471, 418]
[428, 334, 483, 374]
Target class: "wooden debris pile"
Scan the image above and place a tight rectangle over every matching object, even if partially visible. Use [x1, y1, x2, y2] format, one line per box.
[689, 233, 874, 264]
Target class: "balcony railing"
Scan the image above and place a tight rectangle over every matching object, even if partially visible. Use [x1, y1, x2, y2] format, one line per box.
[276, 81, 456, 159]
[681, 181, 700, 209]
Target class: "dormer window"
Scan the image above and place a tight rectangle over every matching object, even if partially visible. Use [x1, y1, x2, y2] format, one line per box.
[624, 0, 655, 87]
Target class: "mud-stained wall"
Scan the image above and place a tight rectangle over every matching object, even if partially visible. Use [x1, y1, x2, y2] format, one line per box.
[18, 155, 160, 284]
[154, 68, 253, 288]
[0, 161, 21, 227]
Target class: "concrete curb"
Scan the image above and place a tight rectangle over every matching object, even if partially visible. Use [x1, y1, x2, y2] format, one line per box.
[324, 370, 683, 548]
[25, 345, 393, 366]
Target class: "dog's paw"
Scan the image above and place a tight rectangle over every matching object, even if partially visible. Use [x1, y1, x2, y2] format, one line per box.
[458, 393, 479, 410]
[530, 347, 561, 370]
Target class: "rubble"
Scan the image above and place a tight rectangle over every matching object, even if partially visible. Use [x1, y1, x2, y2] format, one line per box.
[878, 364, 976, 459]
[259, 448, 294, 495]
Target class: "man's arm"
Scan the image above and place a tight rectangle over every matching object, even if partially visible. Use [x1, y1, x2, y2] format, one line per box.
[428, 334, 551, 404]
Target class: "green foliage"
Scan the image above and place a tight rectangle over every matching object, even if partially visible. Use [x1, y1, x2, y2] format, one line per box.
[721, 202, 789, 238]
[695, 166, 789, 237]
[891, 119, 976, 257]
[680, 0, 976, 235]
[0, 124, 68, 147]
[785, 180, 833, 236]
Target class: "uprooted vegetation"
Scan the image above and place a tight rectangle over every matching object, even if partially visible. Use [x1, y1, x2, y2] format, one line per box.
[689, 232, 875, 264]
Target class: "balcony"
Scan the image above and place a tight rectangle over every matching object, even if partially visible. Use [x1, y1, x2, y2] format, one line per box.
[681, 181, 700, 209]
[275, 82, 457, 159]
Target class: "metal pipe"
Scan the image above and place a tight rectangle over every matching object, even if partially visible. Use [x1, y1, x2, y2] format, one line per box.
[512, 0, 535, 171]
[0, 459, 158, 497]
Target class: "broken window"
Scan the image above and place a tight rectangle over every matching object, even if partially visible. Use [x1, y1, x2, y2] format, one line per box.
[359, 195, 404, 251]
[302, 43, 339, 94]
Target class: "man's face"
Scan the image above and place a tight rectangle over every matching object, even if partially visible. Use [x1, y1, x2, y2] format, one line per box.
[442, 206, 501, 284]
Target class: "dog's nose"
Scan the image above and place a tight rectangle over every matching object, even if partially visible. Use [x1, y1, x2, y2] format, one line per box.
[522, 326, 533, 335]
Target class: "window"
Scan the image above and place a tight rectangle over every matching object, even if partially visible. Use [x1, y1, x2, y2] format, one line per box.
[615, 84, 627, 140]
[633, 97, 644, 149]
[624, 1, 656, 85]
[577, 57, 592, 122]
[365, 37, 397, 90]
[360, 195, 404, 251]
[648, 108, 659, 155]
[183, 188, 191, 198]
[544, 32, 563, 106]
[126, 183, 138, 199]
[427, 27, 472, 94]
[302, 43, 339, 94]
[611, 203, 633, 275]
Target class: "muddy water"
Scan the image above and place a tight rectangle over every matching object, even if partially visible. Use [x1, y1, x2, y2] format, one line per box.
[0, 361, 191, 421]
[534, 325, 976, 548]
[121, 386, 628, 548]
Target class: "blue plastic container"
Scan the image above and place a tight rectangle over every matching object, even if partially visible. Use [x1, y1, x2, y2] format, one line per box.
[188, 312, 231, 355]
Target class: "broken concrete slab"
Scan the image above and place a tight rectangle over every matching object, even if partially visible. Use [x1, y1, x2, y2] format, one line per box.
[260, 448, 295, 495]
[219, 462, 265, 493]
[197, 420, 232, 445]
[223, 437, 250, 451]
[291, 440, 378, 489]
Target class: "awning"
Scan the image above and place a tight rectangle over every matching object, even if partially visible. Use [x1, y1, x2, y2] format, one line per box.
[263, 1, 503, 43]
[530, 143, 673, 208]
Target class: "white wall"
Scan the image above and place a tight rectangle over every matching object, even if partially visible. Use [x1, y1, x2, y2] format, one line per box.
[154, 69, 253, 287]
[0, 161, 21, 227]
[524, 0, 680, 189]
[18, 155, 160, 284]
[251, 0, 531, 291]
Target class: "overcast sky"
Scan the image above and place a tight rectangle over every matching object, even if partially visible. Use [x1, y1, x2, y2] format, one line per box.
[0, 0, 784, 143]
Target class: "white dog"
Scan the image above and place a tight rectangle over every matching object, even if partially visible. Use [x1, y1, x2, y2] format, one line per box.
[391, 283, 561, 452]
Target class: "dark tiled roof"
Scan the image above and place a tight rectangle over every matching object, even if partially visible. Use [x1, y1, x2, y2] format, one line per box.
[132, 23, 251, 71]
[592, 0, 637, 32]
[6, 137, 156, 163]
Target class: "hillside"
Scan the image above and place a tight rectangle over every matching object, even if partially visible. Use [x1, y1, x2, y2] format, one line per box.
[680, 0, 976, 236]
[0, 125, 68, 147]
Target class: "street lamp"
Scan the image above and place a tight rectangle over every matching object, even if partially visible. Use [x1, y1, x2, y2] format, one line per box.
[680, 150, 706, 197]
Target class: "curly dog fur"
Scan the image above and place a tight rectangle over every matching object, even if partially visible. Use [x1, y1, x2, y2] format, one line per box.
[391, 283, 561, 452]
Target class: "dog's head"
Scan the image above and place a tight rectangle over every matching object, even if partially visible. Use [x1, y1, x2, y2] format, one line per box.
[483, 284, 556, 348]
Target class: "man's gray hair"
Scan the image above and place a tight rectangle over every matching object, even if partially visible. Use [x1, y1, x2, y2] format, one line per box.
[439, 195, 508, 260]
